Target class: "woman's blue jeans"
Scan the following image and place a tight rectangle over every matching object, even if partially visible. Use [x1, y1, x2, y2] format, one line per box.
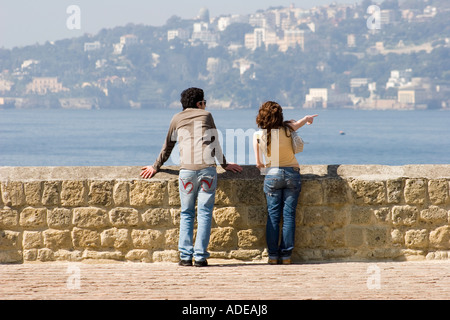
[264, 167, 302, 261]
[178, 167, 217, 262]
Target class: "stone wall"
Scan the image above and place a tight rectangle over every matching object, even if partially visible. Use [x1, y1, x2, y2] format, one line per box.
[0, 165, 449, 264]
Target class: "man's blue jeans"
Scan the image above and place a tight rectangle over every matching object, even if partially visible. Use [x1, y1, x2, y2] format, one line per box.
[264, 167, 302, 261]
[178, 167, 217, 262]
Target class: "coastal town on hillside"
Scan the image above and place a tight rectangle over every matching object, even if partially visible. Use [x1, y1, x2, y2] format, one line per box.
[0, 0, 449, 110]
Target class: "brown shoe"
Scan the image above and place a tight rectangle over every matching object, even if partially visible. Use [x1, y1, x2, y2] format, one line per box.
[281, 258, 291, 265]
[268, 258, 278, 265]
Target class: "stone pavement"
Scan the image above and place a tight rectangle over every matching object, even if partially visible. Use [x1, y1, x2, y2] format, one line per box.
[0, 260, 449, 300]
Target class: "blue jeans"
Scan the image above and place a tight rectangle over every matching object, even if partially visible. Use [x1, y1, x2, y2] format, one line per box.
[178, 167, 217, 262]
[264, 167, 302, 260]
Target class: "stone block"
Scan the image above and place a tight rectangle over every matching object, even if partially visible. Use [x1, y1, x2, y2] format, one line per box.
[323, 179, 349, 205]
[24, 181, 42, 206]
[349, 180, 386, 205]
[0, 208, 19, 228]
[234, 180, 264, 206]
[309, 226, 329, 248]
[302, 206, 347, 228]
[82, 250, 123, 261]
[23, 231, 42, 249]
[428, 179, 449, 205]
[350, 207, 374, 225]
[345, 226, 365, 248]
[1, 181, 25, 207]
[404, 179, 427, 205]
[43, 229, 72, 250]
[366, 226, 389, 247]
[247, 206, 266, 227]
[391, 229, 403, 245]
[142, 208, 172, 227]
[61, 181, 86, 207]
[164, 228, 179, 250]
[300, 179, 323, 205]
[295, 228, 310, 248]
[329, 228, 346, 247]
[237, 229, 264, 248]
[209, 227, 237, 250]
[405, 229, 428, 249]
[126, 249, 152, 263]
[170, 208, 181, 226]
[47, 208, 72, 229]
[167, 180, 180, 206]
[420, 206, 448, 224]
[131, 229, 164, 249]
[101, 228, 130, 249]
[426, 251, 449, 260]
[23, 249, 37, 261]
[322, 248, 356, 260]
[113, 181, 129, 206]
[153, 250, 179, 263]
[373, 207, 390, 223]
[19, 207, 47, 229]
[88, 181, 113, 206]
[215, 180, 236, 205]
[429, 226, 450, 249]
[130, 180, 167, 207]
[109, 207, 140, 227]
[73, 207, 108, 229]
[53, 249, 82, 262]
[41, 181, 60, 206]
[230, 249, 262, 261]
[392, 205, 419, 226]
[387, 179, 403, 204]
[213, 207, 244, 227]
[0, 250, 22, 263]
[37, 248, 55, 262]
[0, 230, 21, 249]
[72, 227, 100, 248]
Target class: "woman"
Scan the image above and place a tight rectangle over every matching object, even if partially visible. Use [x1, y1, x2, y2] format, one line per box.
[254, 101, 317, 265]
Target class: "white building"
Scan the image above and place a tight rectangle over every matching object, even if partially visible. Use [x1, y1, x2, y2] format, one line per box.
[84, 41, 101, 52]
[26, 77, 66, 95]
[304, 88, 350, 108]
[217, 17, 231, 31]
[386, 69, 413, 89]
[120, 34, 138, 46]
[168, 29, 190, 41]
[191, 22, 218, 46]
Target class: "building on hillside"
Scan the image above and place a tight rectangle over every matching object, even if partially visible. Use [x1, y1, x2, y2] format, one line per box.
[386, 69, 413, 89]
[278, 29, 307, 52]
[120, 34, 138, 46]
[26, 77, 67, 95]
[398, 87, 427, 105]
[304, 88, 351, 108]
[84, 41, 101, 52]
[167, 29, 190, 41]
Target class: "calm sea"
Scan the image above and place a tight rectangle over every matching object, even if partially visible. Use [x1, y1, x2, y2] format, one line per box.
[0, 108, 449, 167]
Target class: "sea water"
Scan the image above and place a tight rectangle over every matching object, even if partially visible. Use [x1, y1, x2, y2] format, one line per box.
[0, 108, 449, 167]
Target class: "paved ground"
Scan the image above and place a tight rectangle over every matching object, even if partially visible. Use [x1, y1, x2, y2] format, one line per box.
[0, 260, 449, 300]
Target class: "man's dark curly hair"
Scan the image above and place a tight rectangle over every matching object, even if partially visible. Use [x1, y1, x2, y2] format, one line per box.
[180, 87, 204, 110]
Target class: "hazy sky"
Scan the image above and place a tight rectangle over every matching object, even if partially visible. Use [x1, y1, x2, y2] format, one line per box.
[0, 0, 362, 49]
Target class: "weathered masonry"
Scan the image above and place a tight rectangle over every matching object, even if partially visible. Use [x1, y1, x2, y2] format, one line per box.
[0, 165, 449, 264]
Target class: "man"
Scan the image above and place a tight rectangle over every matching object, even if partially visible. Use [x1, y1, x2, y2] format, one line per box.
[141, 88, 242, 267]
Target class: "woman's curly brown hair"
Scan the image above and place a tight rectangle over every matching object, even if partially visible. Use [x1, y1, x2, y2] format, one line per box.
[256, 101, 292, 146]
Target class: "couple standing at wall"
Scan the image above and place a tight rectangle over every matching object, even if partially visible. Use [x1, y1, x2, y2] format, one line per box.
[140, 88, 318, 266]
